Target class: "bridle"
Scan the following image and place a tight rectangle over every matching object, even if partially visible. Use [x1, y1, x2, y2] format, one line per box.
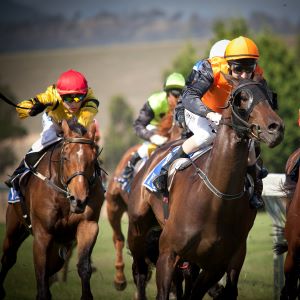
[30, 137, 102, 201]
[221, 81, 270, 141]
[60, 137, 99, 190]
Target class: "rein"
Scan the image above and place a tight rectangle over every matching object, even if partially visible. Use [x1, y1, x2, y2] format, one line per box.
[189, 159, 245, 200]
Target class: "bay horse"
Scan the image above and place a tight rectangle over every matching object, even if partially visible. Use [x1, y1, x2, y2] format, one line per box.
[127, 76, 284, 300]
[106, 109, 182, 291]
[0, 119, 105, 300]
[274, 148, 300, 300]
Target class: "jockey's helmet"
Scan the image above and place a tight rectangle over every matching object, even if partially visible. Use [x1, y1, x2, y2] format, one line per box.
[164, 73, 185, 94]
[209, 39, 230, 58]
[225, 36, 259, 62]
[56, 69, 88, 95]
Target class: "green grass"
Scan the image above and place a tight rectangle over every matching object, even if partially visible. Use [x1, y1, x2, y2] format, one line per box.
[0, 212, 275, 299]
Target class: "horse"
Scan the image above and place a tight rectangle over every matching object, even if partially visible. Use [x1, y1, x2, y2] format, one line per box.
[274, 148, 300, 300]
[0, 119, 105, 300]
[127, 76, 284, 300]
[106, 109, 182, 291]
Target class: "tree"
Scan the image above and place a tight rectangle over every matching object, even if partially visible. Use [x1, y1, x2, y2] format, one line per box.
[103, 95, 139, 172]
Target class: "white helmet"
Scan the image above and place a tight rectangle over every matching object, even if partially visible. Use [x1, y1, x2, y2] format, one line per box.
[209, 39, 230, 59]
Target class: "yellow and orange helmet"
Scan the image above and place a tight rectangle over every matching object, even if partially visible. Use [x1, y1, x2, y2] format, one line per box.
[225, 36, 259, 61]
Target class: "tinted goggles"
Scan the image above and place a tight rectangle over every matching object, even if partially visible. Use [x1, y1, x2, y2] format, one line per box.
[61, 94, 86, 103]
[230, 64, 256, 75]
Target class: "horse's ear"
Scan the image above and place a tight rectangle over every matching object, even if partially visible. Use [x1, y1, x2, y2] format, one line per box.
[222, 72, 239, 88]
[87, 121, 96, 141]
[61, 119, 71, 136]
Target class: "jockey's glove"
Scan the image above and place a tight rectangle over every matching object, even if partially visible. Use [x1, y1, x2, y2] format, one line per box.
[29, 99, 48, 116]
[16, 99, 35, 119]
[149, 134, 168, 146]
[206, 112, 222, 125]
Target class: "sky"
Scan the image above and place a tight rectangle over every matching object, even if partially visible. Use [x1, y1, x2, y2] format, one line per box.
[9, 0, 300, 22]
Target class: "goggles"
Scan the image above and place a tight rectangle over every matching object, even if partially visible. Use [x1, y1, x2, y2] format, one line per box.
[61, 94, 86, 103]
[230, 63, 256, 75]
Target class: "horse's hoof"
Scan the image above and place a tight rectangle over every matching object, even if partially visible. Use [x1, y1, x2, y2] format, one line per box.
[114, 280, 127, 291]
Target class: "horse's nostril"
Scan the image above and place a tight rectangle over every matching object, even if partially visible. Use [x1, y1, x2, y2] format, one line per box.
[268, 122, 281, 132]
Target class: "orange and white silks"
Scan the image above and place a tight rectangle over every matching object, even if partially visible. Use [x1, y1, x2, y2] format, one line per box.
[201, 57, 263, 113]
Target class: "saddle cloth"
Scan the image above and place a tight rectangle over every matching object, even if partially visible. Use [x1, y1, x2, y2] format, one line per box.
[143, 145, 212, 193]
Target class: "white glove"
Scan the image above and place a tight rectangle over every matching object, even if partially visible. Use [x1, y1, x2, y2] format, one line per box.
[206, 112, 222, 125]
[149, 134, 168, 146]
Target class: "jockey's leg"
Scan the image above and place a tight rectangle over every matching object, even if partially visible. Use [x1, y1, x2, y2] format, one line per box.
[122, 151, 142, 179]
[4, 159, 26, 188]
[153, 146, 189, 192]
[153, 110, 215, 194]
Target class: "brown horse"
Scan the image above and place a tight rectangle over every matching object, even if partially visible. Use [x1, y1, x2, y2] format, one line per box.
[106, 110, 182, 291]
[0, 120, 105, 300]
[127, 77, 284, 300]
[275, 148, 300, 300]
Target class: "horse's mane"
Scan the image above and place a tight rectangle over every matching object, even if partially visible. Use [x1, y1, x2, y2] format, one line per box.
[66, 121, 87, 137]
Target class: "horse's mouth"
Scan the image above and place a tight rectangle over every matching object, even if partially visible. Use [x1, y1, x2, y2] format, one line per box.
[70, 198, 88, 214]
[260, 128, 284, 148]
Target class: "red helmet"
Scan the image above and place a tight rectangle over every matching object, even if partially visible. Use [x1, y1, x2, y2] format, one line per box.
[56, 69, 88, 95]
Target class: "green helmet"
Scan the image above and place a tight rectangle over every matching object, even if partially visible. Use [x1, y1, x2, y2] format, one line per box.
[164, 72, 185, 91]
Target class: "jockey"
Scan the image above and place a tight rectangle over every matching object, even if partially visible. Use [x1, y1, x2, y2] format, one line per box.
[5, 69, 99, 200]
[121, 72, 185, 180]
[154, 36, 277, 209]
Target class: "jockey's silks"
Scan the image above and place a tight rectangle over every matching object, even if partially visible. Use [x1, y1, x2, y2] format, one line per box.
[16, 85, 99, 128]
[201, 57, 264, 113]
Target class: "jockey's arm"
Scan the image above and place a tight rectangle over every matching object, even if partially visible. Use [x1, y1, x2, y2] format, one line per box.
[133, 102, 155, 141]
[16, 85, 58, 119]
[77, 99, 99, 128]
[181, 59, 214, 117]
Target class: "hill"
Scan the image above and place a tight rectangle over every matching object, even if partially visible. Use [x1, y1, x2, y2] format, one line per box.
[0, 39, 207, 176]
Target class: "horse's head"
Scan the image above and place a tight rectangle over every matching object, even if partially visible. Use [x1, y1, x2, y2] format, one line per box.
[60, 119, 100, 214]
[224, 75, 284, 148]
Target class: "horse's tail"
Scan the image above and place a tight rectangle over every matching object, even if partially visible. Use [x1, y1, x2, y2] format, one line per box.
[274, 240, 288, 255]
[145, 228, 162, 265]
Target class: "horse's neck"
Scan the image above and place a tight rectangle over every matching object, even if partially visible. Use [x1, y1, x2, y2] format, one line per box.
[206, 123, 249, 194]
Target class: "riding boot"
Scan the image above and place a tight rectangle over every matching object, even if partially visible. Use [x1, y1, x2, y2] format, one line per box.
[247, 164, 264, 209]
[4, 159, 26, 188]
[153, 146, 189, 193]
[122, 151, 141, 179]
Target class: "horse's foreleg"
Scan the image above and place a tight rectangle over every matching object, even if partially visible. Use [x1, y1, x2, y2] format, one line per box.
[33, 229, 53, 300]
[281, 250, 298, 300]
[76, 221, 99, 300]
[155, 250, 177, 300]
[106, 194, 127, 290]
[0, 205, 29, 299]
[127, 217, 152, 300]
